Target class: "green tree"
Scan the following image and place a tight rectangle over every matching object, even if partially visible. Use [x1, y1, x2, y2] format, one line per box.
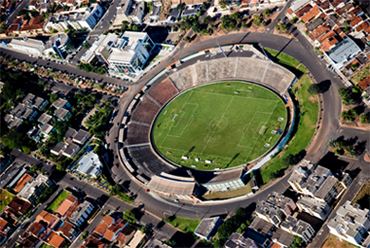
[307, 84, 321, 95]
[263, 9, 270, 17]
[0, 23, 7, 33]
[360, 113, 370, 123]
[49, 93, 58, 103]
[177, 3, 185, 11]
[219, 0, 229, 8]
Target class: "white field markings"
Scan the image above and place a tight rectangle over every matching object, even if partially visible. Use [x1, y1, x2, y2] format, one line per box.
[157, 146, 236, 161]
[201, 96, 235, 154]
[242, 101, 279, 162]
[199, 91, 279, 103]
[160, 93, 199, 145]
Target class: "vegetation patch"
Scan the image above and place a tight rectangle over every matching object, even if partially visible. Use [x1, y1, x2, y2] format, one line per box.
[164, 215, 200, 233]
[203, 184, 252, 200]
[350, 63, 370, 85]
[260, 76, 319, 184]
[263, 48, 308, 75]
[0, 189, 14, 213]
[322, 234, 360, 248]
[47, 190, 71, 213]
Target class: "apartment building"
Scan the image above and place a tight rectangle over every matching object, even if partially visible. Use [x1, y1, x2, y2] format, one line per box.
[280, 216, 316, 243]
[296, 196, 331, 220]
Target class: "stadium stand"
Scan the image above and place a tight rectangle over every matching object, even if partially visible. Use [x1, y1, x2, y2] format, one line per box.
[148, 78, 179, 105]
[126, 123, 150, 145]
[130, 97, 161, 124]
[128, 145, 174, 176]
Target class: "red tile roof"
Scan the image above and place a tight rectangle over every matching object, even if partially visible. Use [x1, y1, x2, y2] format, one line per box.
[27, 222, 45, 236]
[317, 30, 336, 44]
[321, 37, 339, 51]
[358, 76, 370, 90]
[364, 25, 370, 34]
[301, 5, 321, 23]
[57, 222, 74, 240]
[295, 4, 312, 18]
[56, 195, 76, 217]
[20, 15, 45, 32]
[93, 216, 114, 236]
[309, 24, 330, 41]
[14, 174, 32, 192]
[350, 16, 362, 27]
[45, 231, 66, 248]
[36, 211, 59, 229]
[356, 21, 370, 32]
[0, 218, 8, 232]
[83, 236, 107, 248]
[8, 197, 32, 215]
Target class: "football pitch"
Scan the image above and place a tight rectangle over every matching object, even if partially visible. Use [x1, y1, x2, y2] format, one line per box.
[152, 82, 287, 170]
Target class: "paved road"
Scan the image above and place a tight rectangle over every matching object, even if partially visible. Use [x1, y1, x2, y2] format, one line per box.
[4, 0, 30, 26]
[265, 0, 295, 34]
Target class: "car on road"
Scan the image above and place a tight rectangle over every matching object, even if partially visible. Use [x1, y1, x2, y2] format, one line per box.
[174, 199, 179, 203]
[145, 189, 150, 193]
[114, 164, 118, 168]
[114, 137, 118, 142]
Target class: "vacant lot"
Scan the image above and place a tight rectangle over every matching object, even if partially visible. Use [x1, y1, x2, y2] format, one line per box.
[153, 81, 287, 170]
[353, 181, 370, 209]
[46, 190, 71, 213]
[0, 189, 14, 213]
[350, 63, 370, 85]
[322, 234, 360, 248]
[164, 216, 200, 233]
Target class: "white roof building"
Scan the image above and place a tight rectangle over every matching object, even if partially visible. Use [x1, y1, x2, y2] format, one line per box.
[9, 38, 45, 56]
[77, 152, 103, 178]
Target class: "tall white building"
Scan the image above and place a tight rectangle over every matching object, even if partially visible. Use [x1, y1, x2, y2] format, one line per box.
[81, 31, 155, 78]
[328, 201, 370, 248]
[9, 38, 45, 56]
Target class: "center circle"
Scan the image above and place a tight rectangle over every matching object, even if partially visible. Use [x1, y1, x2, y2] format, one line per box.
[209, 117, 228, 132]
[151, 81, 288, 170]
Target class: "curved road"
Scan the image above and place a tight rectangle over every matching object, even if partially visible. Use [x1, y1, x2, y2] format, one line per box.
[107, 32, 356, 219]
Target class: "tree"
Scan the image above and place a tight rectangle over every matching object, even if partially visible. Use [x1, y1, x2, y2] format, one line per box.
[263, 9, 270, 17]
[360, 113, 370, 124]
[203, 15, 211, 25]
[307, 84, 321, 95]
[131, 25, 139, 31]
[328, 139, 336, 148]
[82, 42, 91, 50]
[0, 23, 7, 33]
[219, 0, 229, 8]
[177, 3, 185, 11]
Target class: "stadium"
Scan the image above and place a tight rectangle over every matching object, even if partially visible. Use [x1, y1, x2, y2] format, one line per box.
[117, 45, 297, 200]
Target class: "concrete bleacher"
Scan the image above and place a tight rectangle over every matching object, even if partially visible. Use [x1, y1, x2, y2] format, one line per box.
[148, 78, 179, 105]
[126, 122, 150, 146]
[130, 97, 160, 124]
[169, 57, 296, 94]
[128, 145, 174, 176]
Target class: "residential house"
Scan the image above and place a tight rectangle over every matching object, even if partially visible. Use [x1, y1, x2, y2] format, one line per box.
[80, 236, 107, 248]
[64, 127, 77, 140]
[296, 196, 331, 220]
[7, 17, 23, 35]
[19, 15, 45, 35]
[38, 113, 53, 124]
[93, 215, 115, 237]
[327, 201, 370, 248]
[17, 174, 55, 205]
[249, 217, 274, 237]
[224, 232, 259, 248]
[44, 231, 67, 248]
[271, 228, 295, 248]
[55, 195, 78, 217]
[53, 98, 70, 110]
[50, 142, 66, 156]
[255, 192, 297, 226]
[55, 108, 71, 121]
[325, 37, 362, 70]
[181, 4, 202, 18]
[243, 228, 270, 248]
[148, 239, 172, 248]
[56, 222, 79, 242]
[36, 211, 60, 229]
[116, 225, 136, 246]
[77, 152, 103, 178]
[149, 2, 161, 22]
[62, 143, 80, 158]
[167, 5, 181, 22]
[280, 216, 316, 243]
[39, 123, 55, 140]
[194, 217, 223, 240]
[127, 1, 145, 25]
[67, 201, 94, 227]
[102, 219, 129, 243]
[72, 129, 90, 145]
[27, 222, 46, 237]
[13, 173, 32, 192]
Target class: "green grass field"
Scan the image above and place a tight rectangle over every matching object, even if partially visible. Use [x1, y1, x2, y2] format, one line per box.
[46, 190, 71, 213]
[152, 82, 287, 170]
[0, 189, 14, 213]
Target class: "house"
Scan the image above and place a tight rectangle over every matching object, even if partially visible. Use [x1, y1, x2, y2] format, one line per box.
[7, 197, 32, 217]
[55, 195, 77, 217]
[22, 93, 48, 110]
[38, 113, 53, 124]
[44, 14, 69, 32]
[80, 236, 107, 248]
[255, 192, 297, 226]
[67, 201, 94, 227]
[280, 216, 316, 243]
[93, 215, 115, 237]
[243, 228, 270, 248]
[7, 17, 23, 35]
[17, 174, 55, 205]
[327, 201, 370, 248]
[39, 123, 55, 139]
[54, 108, 71, 121]
[127, 1, 145, 25]
[19, 15, 45, 35]
[149, 1, 161, 22]
[36, 211, 60, 229]
[77, 152, 103, 178]
[296, 196, 331, 220]
[271, 228, 295, 247]
[56, 222, 79, 242]
[224, 232, 259, 248]
[27, 222, 46, 237]
[249, 217, 274, 237]
[182, 4, 202, 18]
[325, 37, 362, 70]
[116, 225, 136, 246]
[44, 231, 67, 248]
[51, 142, 66, 156]
[358, 75, 370, 91]
[194, 217, 223, 240]
[102, 219, 129, 243]
[167, 5, 181, 22]
[62, 143, 80, 158]
[52, 98, 70, 110]
[13, 173, 32, 192]
[72, 129, 90, 145]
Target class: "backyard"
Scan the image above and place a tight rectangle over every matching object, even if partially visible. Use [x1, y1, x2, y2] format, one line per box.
[260, 75, 319, 184]
[322, 234, 360, 248]
[46, 190, 71, 212]
[0, 189, 14, 213]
